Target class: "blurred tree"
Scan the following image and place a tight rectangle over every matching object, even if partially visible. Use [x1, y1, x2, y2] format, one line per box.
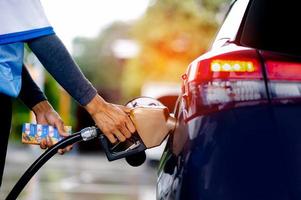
[73, 22, 131, 103]
[10, 100, 30, 143]
[122, 0, 220, 99]
[44, 73, 60, 111]
[197, 0, 232, 12]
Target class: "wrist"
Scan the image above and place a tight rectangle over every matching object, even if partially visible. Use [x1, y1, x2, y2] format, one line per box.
[32, 100, 53, 115]
[84, 94, 107, 115]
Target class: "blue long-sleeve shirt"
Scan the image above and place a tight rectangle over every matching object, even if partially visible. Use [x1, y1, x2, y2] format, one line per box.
[27, 34, 97, 106]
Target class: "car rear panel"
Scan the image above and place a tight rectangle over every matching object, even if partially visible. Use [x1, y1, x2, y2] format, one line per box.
[158, 45, 301, 199]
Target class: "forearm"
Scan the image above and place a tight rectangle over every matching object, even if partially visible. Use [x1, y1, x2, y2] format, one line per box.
[18, 65, 47, 109]
[27, 34, 97, 106]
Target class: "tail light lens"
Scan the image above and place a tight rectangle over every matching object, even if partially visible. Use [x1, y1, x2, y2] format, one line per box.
[183, 46, 268, 120]
[265, 59, 301, 101]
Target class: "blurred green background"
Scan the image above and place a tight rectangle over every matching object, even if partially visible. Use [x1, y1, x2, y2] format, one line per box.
[11, 0, 231, 143]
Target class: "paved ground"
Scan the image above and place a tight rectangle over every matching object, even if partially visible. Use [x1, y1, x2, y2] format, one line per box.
[0, 145, 157, 200]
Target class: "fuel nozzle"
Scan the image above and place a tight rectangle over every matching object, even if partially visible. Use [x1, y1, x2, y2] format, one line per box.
[129, 106, 176, 148]
[100, 104, 176, 165]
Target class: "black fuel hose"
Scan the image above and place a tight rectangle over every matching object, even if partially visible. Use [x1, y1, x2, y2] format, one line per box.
[6, 132, 83, 200]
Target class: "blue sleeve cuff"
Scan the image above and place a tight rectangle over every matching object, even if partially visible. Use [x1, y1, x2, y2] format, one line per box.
[0, 27, 55, 45]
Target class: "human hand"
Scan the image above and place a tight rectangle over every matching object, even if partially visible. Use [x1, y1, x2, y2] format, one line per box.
[32, 100, 72, 154]
[84, 95, 136, 143]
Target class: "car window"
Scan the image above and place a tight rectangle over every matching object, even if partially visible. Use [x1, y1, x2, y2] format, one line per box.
[212, 0, 250, 48]
[240, 0, 301, 56]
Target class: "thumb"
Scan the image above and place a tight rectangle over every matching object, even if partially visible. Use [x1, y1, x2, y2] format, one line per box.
[116, 104, 132, 114]
[54, 120, 68, 137]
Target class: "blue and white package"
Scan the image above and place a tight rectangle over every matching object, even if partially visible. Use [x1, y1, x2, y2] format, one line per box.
[22, 123, 72, 145]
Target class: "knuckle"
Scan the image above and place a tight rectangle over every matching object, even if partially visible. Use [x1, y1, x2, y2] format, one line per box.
[116, 120, 124, 129]
[101, 127, 110, 134]
[116, 122, 123, 129]
[97, 124, 105, 132]
[107, 127, 115, 133]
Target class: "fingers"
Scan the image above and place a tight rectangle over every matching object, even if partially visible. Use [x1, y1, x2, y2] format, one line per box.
[39, 136, 53, 150]
[115, 105, 135, 134]
[113, 130, 126, 142]
[46, 136, 54, 147]
[57, 145, 73, 155]
[33, 102, 71, 154]
[36, 106, 68, 137]
[86, 97, 136, 143]
[106, 133, 117, 144]
[40, 139, 47, 149]
[110, 105, 136, 138]
[39, 136, 73, 155]
[119, 123, 131, 139]
[66, 145, 73, 152]
[100, 112, 134, 143]
[54, 119, 68, 137]
[58, 149, 65, 155]
[124, 116, 136, 134]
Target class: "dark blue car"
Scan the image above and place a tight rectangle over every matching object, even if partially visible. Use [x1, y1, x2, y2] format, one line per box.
[157, 0, 301, 199]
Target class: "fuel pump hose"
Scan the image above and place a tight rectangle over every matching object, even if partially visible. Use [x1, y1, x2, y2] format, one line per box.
[6, 127, 99, 200]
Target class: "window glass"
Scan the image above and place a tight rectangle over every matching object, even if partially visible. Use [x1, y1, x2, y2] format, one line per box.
[240, 0, 301, 55]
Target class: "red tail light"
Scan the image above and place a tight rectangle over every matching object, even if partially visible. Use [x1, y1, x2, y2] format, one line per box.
[189, 52, 262, 82]
[183, 46, 268, 120]
[266, 61, 301, 81]
[264, 55, 301, 101]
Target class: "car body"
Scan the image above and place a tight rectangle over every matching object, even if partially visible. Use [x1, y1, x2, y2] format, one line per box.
[157, 0, 301, 199]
